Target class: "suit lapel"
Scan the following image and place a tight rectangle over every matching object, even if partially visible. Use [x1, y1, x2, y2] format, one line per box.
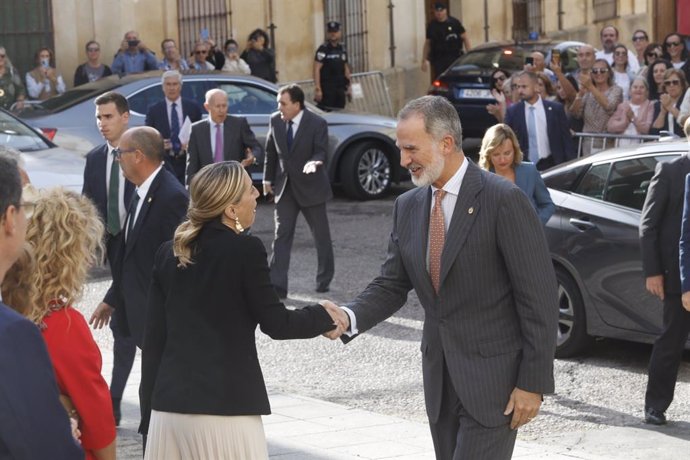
[290, 110, 309, 152]
[125, 169, 163, 257]
[439, 161, 483, 287]
[274, 116, 289, 154]
[413, 187, 434, 297]
[201, 120, 213, 165]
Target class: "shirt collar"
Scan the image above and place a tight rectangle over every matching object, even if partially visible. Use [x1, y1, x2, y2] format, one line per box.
[136, 164, 164, 199]
[290, 110, 304, 127]
[166, 97, 182, 108]
[431, 155, 468, 197]
[525, 95, 544, 109]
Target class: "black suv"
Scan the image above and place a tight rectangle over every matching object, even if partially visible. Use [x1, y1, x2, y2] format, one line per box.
[428, 40, 586, 138]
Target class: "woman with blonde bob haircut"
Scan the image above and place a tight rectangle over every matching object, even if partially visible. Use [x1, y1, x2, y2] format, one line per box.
[479, 124, 555, 225]
[1, 188, 116, 460]
[140, 161, 345, 460]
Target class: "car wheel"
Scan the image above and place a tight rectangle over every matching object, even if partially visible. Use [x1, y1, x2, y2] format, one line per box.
[340, 141, 392, 200]
[555, 268, 593, 358]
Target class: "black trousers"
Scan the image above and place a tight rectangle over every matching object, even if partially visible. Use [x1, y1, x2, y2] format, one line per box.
[645, 293, 690, 412]
[318, 86, 346, 111]
[429, 360, 517, 460]
[269, 182, 334, 293]
[164, 152, 186, 185]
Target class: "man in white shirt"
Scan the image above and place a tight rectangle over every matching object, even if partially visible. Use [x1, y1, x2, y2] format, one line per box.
[596, 25, 640, 73]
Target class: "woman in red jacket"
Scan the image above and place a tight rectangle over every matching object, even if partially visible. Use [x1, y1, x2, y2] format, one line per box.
[2, 188, 116, 460]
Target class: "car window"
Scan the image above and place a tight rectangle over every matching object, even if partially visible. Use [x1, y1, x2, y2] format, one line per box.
[453, 48, 528, 71]
[604, 154, 679, 210]
[574, 163, 611, 200]
[543, 164, 589, 191]
[215, 83, 277, 115]
[0, 110, 50, 151]
[127, 85, 164, 116]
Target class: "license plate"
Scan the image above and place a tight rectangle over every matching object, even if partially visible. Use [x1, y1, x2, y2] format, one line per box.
[458, 88, 492, 98]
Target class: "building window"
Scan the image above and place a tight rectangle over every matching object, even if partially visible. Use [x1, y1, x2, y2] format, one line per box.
[512, 0, 543, 41]
[177, 0, 231, 59]
[324, 0, 369, 72]
[593, 0, 617, 21]
[0, 0, 54, 77]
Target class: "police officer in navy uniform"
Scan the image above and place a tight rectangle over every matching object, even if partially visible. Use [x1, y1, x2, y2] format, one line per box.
[314, 21, 351, 111]
[422, 2, 471, 80]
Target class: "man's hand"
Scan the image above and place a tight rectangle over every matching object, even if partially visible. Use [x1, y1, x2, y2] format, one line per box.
[683, 292, 690, 311]
[314, 87, 323, 103]
[241, 148, 255, 167]
[89, 302, 114, 329]
[421, 60, 429, 72]
[578, 72, 593, 91]
[303, 160, 323, 174]
[163, 139, 173, 151]
[503, 387, 542, 430]
[319, 300, 350, 340]
[646, 275, 665, 300]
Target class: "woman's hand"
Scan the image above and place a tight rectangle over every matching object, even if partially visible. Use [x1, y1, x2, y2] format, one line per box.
[660, 93, 673, 111]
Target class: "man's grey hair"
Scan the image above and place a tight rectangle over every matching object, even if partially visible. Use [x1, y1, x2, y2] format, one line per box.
[205, 88, 227, 104]
[397, 96, 463, 147]
[161, 70, 183, 85]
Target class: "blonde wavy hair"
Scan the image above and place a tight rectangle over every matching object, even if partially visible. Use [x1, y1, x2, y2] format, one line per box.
[173, 161, 247, 267]
[10, 188, 104, 324]
[478, 123, 524, 171]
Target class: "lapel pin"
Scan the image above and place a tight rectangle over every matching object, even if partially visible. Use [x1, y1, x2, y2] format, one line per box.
[468, 207, 474, 214]
[147, 197, 152, 203]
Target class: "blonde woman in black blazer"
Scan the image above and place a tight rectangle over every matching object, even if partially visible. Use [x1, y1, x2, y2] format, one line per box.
[139, 161, 343, 459]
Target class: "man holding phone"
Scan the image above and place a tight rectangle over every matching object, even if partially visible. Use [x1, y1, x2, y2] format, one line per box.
[112, 30, 158, 76]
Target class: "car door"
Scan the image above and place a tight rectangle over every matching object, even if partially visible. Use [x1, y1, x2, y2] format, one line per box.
[554, 154, 679, 336]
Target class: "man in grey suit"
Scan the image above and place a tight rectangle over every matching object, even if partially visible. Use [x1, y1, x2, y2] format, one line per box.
[263, 84, 334, 298]
[321, 96, 558, 459]
[186, 88, 261, 184]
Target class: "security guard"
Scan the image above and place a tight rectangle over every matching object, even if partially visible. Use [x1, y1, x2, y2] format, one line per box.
[314, 21, 351, 111]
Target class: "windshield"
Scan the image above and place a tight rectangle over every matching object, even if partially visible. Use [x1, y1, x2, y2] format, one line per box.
[453, 48, 530, 71]
[0, 110, 51, 151]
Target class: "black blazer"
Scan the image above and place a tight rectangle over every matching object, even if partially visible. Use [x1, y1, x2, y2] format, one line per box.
[104, 168, 188, 346]
[186, 116, 262, 184]
[144, 98, 202, 142]
[139, 220, 335, 434]
[82, 143, 135, 225]
[505, 99, 576, 167]
[640, 153, 690, 295]
[650, 98, 684, 136]
[263, 109, 333, 206]
[0, 303, 84, 459]
[73, 63, 112, 87]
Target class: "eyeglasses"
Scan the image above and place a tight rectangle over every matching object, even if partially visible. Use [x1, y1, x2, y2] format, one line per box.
[664, 79, 681, 86]
[632, 36, 647, 42]
[647, 52, 661, 58]
[591, 68, 608, 74]
[112, 147, 137, 159]
[493, 75, 506, 81]
[614, 51, 627, 57]
[194, 50, 208, 55]
[87, 47, 100, 52]
[665, 41, 682, 48]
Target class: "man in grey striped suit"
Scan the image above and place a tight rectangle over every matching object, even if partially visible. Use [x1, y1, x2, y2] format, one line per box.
[322, 96, 558, 459]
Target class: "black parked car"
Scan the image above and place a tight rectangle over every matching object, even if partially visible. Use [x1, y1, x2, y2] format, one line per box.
[428, 40, 586, 138]
[542, 140, 690, 358]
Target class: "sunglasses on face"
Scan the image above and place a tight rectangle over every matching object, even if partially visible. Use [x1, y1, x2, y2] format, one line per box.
[195, 50, 207, 55]
[591, 68, 608, 74]
[664, 79, 681, 86]
[87, 47, 100, 52]
[493, 75, 506, 81]
[665, 41, 682, 48]
[632, 36, 647, 42]
[647, 52, 661, 57]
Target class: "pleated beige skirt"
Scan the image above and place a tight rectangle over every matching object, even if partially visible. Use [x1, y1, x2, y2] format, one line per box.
[144, 410, 269, 460]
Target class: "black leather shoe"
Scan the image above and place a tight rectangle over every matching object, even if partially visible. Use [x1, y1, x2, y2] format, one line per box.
[316, 284, 330, 293]
[112, 397, 121, 427]
[644, 407, 667, 425]
[274, 286, 287, 299]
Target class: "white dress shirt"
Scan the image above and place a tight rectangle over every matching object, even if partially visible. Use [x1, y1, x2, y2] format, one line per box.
[105, 142, 127, 228]
[125, 164, 163, 240]
[524, 96, 552, 161]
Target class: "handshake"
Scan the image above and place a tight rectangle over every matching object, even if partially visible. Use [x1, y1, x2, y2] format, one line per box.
[319, 300, 350, 340]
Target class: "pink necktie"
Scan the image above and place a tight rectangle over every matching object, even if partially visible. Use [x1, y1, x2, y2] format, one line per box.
[214, 124, 223, 163]
[429, 189, 446, 294]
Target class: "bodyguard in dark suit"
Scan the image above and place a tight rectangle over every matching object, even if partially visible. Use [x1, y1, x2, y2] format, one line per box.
[90, 126, 188, 349]
[0, 155, 83, 459]
[505, 71, 575, 170]
[144, 70, 202, 184]
[263, 84, 334, 298]
[186, 88, 261, 184]
[641, 119, 690, 425]
[323, 96, 558, 459]
[83, 91, 136, 426]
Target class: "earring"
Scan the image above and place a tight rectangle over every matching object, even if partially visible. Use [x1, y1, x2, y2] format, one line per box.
[234, 216, 244, 233]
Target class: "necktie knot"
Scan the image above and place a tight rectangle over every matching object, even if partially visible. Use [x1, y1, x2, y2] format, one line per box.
[434, 189, 446, 205]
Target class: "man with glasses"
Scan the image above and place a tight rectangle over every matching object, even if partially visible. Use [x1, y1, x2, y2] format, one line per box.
[84, 91, 136, 427]
[190, 41, 215, 70]
[158, 38, 189, 71]
[0, 153, 84, 458]
[595, 25, 640, 73]
[631, 30, 650, 67]
[74, 40, 113, 86]
[112, 30, 158, 76]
